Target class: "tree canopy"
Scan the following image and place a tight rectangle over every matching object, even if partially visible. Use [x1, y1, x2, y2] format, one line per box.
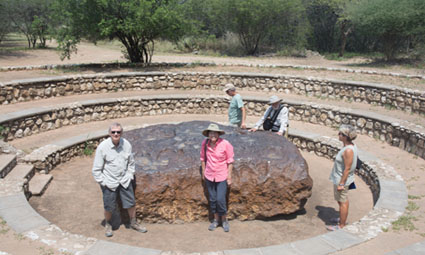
[346, 0, 425, 60]
[53, 0, 188, 62]
[3, 0, 52, 48]
[222, 0, 307, 55]
[1, 0, 423, 61]
[0, 0, 12, 43]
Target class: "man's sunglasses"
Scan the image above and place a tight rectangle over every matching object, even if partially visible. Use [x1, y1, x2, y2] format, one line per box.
[111, 131, 121, 134]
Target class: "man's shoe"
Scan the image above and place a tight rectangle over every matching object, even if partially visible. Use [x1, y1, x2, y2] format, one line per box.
[130, 219, 147, 233]
[105, 223, 113, 237]
[222, 220, 230, 232]
[208, 220, 219, 231]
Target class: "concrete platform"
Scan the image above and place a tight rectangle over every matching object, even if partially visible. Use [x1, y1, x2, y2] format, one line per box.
[28, 173, 53, 196]
[0, 154, 17, 178]
[4, 164, 34, 181]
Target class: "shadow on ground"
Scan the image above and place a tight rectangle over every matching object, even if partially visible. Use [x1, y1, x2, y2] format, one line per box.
[316, 205, 339, 225]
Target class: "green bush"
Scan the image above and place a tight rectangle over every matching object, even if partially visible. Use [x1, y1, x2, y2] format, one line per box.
[176, 33, 245, 56]
[346, 0, 425, 61]
[83, 141, 94, 156]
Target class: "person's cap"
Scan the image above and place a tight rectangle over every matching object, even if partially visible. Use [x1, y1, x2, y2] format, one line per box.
[223, 83, 236, 92]
[202, 123, 225, 137]
[269, 95, 281, 104]
[339, 124, 357, 140]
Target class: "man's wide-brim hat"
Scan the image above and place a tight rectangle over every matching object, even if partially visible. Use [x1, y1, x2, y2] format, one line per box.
[269, 95, 281, 104]
[202, 123, 225, 137]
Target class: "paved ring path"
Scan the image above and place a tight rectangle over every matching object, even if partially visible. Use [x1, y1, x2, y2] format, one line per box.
[0, 118, 407, 255]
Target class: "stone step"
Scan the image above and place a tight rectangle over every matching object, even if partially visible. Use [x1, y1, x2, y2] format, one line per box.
[4, 164, 34, 182]
[29, 173, 53, 196]
[0, 153, 17, 178]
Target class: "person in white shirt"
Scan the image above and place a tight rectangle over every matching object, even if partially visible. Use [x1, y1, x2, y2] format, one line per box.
[249, 95, 289, 137]
[92, 122, 147, 237]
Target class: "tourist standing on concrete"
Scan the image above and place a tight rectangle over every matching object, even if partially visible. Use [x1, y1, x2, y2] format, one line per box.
[327, 124, 358, 231]
[92, 122, 147, 237]
[224, 83, 246, 129]
[200, 123, 234, 232]
[249, 95, 289, 137]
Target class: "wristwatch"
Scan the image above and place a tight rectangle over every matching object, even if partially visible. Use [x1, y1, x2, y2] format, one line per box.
[338, 183, 345, 187]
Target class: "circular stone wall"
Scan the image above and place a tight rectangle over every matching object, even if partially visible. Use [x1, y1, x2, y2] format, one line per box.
[123, 121, 313, 223]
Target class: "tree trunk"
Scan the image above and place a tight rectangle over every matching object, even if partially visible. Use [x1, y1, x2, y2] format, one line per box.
[31, 37, 37, 48]
[119, 35, 145, 63]
[147, 40, 154, 64]
[338, 21, 351, 57]
[39, 36, 46, 48]
[383, 33, 397, 61]
[142, 45, 148, 64]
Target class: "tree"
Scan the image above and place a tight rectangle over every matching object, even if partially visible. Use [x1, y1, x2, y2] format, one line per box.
[181, 0, 225, 38]
[28, 16, 48, 48]
[5, 0, 52, 48]
[53, 0, 187, 63]
[0, 0, 12, 44]
[346, 0, 425, 60]
[305, 0, 339, 53]
[223, 0, 307, 55]
[303, 0, 355, 56]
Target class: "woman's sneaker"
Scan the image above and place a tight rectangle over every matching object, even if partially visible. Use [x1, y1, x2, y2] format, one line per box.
[208, 220, 219, 231]
[105, 222, 113, 237]
[222, 220, 230, 232]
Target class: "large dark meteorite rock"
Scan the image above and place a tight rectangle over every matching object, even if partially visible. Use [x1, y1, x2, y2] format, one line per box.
[123, 121, 312, 223]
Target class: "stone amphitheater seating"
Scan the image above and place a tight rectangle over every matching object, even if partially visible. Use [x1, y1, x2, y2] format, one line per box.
[1, 62, 424, 254]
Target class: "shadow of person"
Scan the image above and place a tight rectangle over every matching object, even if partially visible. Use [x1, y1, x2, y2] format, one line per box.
[315, 205, 339, 225]
[100, 206, 122, 231]
[258, 208, 307, 222]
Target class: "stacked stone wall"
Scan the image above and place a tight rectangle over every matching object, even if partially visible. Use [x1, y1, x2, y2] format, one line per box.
[1, 96, 424, 159]
[1, 72, 424, 114]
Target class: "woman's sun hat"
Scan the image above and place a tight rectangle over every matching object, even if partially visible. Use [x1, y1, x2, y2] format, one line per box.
[202, 123, 226, 137]
[339, 124, 357, 140]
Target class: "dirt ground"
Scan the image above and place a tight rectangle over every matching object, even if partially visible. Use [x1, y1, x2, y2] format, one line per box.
[1, 40, 425, 254]
[28, 149, 372, 253]
[1, 41, 424, 89]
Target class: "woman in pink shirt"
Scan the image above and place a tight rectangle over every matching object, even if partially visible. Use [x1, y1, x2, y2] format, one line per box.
[200, 123, 234, 232]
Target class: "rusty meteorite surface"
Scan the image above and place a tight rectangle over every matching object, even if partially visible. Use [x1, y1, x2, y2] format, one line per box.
[123, 121, 312, 223]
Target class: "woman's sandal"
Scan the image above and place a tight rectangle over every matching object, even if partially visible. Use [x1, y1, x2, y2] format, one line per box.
[326, 225, 341, 231]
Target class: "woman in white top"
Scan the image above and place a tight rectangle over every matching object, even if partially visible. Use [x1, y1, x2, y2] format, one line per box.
[327, 124, 358, 231]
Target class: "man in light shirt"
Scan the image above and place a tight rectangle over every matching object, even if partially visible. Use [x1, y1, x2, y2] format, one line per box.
[249, 95, 289, 137]
[92, 122, 147, 237]
[224, 83, 246, 129]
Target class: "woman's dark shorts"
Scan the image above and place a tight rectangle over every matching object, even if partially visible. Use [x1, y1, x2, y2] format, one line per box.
[101, 184, 136, 212]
